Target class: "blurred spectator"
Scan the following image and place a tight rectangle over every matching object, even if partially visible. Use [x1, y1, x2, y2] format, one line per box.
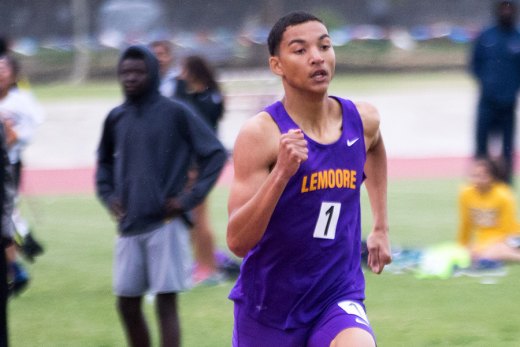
[0, 37, 8, 56]
[457, 157, 520, 262]
[0, 54, 45, 296]
[176, 55, 224, 132]
[95, 45, 226, 347]
[150, 40, 179, 98]
[0, 121, 15, 347]
[367, 0, 391, 27]
[470, 0, 520, 184]
[175, 55, 226, 285]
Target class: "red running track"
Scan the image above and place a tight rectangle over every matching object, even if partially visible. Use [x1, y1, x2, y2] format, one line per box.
[19, 156, 482, 196]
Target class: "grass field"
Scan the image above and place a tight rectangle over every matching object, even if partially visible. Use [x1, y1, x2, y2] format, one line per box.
[8, 177, 520, 346]
[30, 70, 474, 101]
[9, 72, 519, 346]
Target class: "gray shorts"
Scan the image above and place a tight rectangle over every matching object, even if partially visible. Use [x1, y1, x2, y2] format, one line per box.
[113, 219, 193, 297]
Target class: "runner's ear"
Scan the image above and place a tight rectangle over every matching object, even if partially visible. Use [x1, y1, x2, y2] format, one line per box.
[269, 56, 283, 77]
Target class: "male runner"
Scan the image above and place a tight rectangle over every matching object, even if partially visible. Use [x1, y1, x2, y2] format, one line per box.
[227, 11, 391, 347]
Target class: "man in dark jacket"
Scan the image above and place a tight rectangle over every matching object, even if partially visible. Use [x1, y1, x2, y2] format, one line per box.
[95, 45, 226, 347]
[471, 0, 520, 183]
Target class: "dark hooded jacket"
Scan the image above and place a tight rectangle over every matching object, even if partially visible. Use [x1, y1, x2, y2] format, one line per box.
[95, 45, 227, 235]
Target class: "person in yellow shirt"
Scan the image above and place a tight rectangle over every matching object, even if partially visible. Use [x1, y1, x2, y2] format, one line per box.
[457, 158, 520, 261]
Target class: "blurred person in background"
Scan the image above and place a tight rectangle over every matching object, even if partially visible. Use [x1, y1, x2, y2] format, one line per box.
[0, 120, 15, 347]
[457, 157, 520, 262]
[0, 54, 45, 296]
[470, 0, 520, 184]
[96, 45, 226, 347]
[175, 55, 224, 133]
[150, 40, 179, 98]
[174, 55, 226, 285]
[0, 37, 8, 56]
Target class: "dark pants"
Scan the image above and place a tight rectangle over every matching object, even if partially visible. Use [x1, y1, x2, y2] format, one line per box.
[475, 98, 516, 183]
[0, 239, 8, 347]
[11, 161, 22, 192]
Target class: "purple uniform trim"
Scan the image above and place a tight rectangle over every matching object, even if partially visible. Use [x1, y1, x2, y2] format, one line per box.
[232, 300, 376, 346]
[307, 301, 376, 346]
[230, 96, 367, 330]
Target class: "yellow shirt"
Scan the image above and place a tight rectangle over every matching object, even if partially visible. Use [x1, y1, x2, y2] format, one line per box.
[457, 183, 519, 251]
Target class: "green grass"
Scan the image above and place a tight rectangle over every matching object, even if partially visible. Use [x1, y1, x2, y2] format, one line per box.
[329, 70, 474, 95]
[32, 81, 121, 101]
[8, 179, 520, 346]
[10, 72, 514, 345]
[29, 70, 474, 102]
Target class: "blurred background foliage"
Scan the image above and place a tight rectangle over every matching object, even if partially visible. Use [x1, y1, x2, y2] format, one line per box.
[0, 0, 503, 82]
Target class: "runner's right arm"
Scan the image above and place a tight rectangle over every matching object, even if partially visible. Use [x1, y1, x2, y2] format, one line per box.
[226, 113, 307, 257]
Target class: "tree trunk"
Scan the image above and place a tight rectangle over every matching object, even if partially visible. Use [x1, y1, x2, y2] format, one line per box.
[70, 0, 90, 84]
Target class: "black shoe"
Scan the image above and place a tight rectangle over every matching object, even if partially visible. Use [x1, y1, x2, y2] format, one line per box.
[20, 233, 44, 262]
[8, 263, 30, 297]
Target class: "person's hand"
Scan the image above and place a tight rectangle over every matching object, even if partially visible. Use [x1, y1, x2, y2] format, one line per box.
[274, 129, 308, 180]
[109, 200, 125, 222]
[165, 197, 183, 219]
[366, 229, 392, 274]
[2, 119, 17, 147]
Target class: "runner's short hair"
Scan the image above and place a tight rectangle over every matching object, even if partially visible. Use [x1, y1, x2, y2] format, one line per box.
[267, 11, 323, 56]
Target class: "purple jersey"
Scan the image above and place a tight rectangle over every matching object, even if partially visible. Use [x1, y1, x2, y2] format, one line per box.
[229, 97, 367, 330]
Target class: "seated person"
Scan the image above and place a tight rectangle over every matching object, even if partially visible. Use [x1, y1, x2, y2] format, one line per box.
[457, 157, 520, 262]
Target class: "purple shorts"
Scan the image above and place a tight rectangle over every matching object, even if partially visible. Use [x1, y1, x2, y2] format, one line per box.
[232, 300, 376, 347]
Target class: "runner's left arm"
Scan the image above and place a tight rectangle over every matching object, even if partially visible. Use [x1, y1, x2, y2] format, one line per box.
[357, 101, 391, 274]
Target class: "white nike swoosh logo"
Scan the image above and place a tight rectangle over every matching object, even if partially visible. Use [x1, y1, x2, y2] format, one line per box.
[347, 138, 359, 147]
[355, 317, 369, 326]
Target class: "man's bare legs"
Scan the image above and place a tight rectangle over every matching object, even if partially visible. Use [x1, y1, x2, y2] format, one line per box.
[118, 293, 180, 347]
[192, 201, 218, 282]
[117, 296, 151, 347]
[477, 242, 520, 261]
[156, 293, 180, 347]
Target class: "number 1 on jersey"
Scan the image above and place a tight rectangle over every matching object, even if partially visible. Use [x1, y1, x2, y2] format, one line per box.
[313, 202, 341, 239]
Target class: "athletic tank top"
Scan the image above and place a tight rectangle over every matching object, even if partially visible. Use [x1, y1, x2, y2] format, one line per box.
[229, 96, 367, 329]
